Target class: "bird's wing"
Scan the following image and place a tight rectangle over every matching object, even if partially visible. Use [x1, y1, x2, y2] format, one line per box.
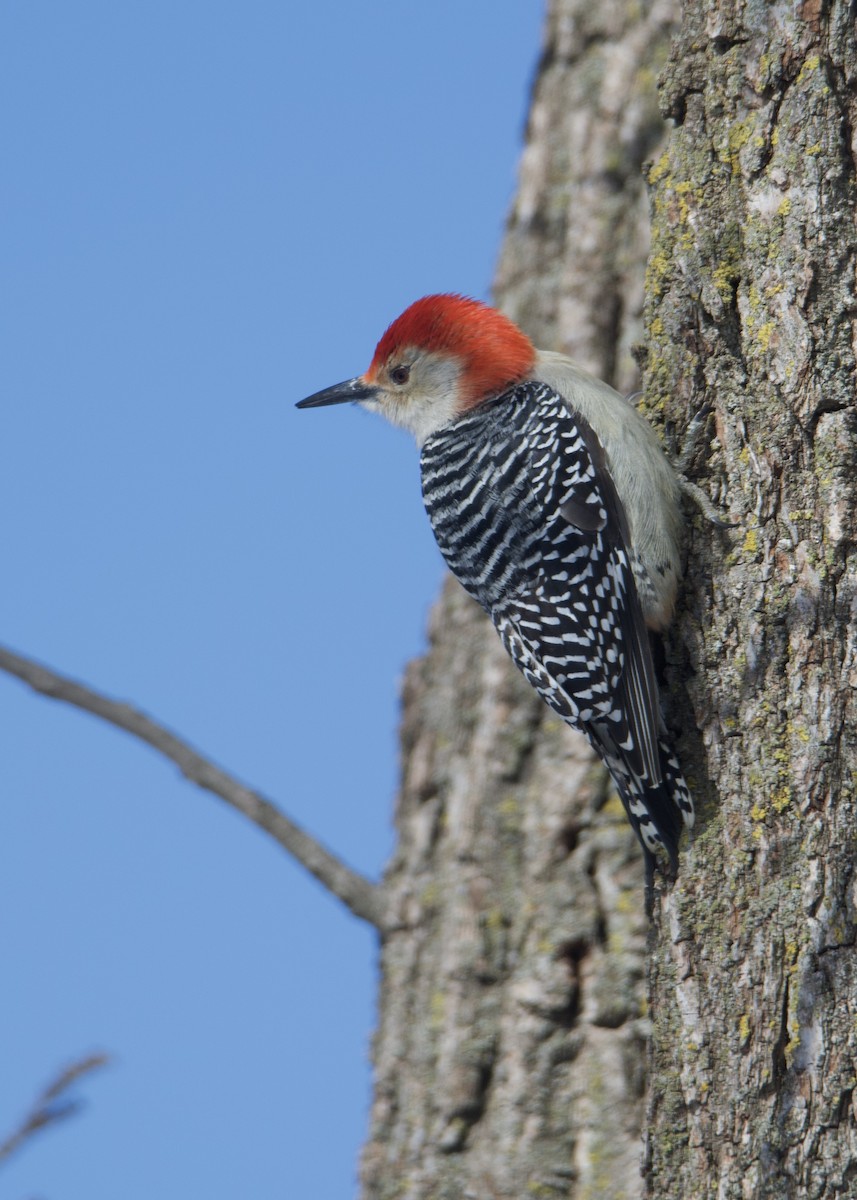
[574, 418, 664, 790]
[494, 396, 664, 792]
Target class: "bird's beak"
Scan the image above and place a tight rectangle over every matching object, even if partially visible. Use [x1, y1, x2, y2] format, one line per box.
[296, 377, 379, 409]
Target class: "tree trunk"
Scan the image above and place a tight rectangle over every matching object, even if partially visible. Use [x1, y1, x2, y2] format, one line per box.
[644, 2, 857, 1196]
[360, 2, 679, 1196]
[361, 0, 857, 1196]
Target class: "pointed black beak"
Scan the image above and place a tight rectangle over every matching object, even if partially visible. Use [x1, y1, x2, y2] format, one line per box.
[295, 377, 379, 409]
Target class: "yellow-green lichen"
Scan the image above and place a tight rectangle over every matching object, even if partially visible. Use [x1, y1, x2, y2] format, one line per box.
[648, 150, 672, 184]
[772, 787, 792, 814]
[429, 990, 446, 1031]
[498, 795, 520, 819]
[712, 259, 740, 300]
[723, 117, 755, 172]
[796, 54, 821, 84]
[484, 908, 507, 934]
[646, 251, 673, 299]
[756, 321, 776, 351]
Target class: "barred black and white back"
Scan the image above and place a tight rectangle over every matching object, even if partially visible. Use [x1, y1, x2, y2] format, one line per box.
[420, 381, 694, 869]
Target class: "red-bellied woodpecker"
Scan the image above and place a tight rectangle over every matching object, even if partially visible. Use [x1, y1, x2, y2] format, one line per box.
[297, 294, 693, 873]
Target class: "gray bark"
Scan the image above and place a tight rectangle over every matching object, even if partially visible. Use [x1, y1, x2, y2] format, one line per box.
[644, 2, 857, 1196]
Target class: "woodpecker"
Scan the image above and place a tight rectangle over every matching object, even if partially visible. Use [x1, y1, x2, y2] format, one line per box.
[297, 295, 693, 872]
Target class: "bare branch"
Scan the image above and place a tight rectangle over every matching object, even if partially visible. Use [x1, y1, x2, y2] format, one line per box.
[0, 645, 383, 928]
[0, 1053, 110, 1167]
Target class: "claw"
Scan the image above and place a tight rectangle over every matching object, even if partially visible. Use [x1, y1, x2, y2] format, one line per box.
[673, 406, 737, 528]
[679, 477, 739, 529]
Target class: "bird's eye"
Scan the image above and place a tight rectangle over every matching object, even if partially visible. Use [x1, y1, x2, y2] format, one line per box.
[390, 364, 410, 386]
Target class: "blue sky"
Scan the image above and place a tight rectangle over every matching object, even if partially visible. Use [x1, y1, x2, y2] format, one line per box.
[0, 4, 542, 1197]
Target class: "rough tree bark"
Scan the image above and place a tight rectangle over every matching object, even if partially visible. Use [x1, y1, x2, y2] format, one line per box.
[362, 0, 857, 1197]
[360, 2, 680, 1197]
[644, 2, 857, 1197]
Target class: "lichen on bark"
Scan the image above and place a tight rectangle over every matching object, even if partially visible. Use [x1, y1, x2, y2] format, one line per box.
[361, 0, 857, 1196]
[643, 1, 857, 1196]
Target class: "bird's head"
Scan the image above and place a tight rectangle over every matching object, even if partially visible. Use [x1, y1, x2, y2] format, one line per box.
[296, 294, 536, 444]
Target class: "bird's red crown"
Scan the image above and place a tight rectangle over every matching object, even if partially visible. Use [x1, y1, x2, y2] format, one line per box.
[366, 294, 536, 406]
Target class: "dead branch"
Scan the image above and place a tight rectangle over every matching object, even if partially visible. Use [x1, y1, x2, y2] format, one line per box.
[0, 1053, 110, 1167]
[0, 645, 383, 929]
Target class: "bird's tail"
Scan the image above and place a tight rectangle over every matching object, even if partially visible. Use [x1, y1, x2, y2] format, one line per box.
[607, 737, 694, 874]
